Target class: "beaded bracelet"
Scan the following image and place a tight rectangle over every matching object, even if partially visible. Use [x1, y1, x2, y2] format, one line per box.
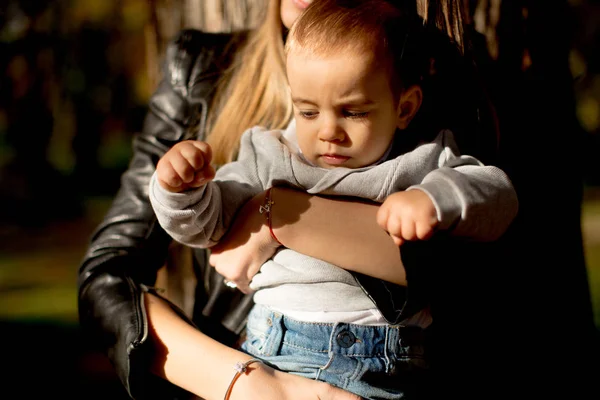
[259, 187, 283, 246]
[224, 358, 265, 400]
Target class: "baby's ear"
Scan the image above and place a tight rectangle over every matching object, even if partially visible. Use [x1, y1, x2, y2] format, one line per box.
[396, 85, 423, 129]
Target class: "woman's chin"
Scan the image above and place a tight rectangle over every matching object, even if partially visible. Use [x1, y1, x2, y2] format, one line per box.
[280, 0, 309, 29]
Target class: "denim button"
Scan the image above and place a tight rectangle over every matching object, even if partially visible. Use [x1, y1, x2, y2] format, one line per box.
[336, 330, 356, 348]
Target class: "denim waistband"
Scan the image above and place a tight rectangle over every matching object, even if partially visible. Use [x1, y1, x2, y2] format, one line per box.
[243, 304, 429, 399]
[247, 304, 427, 358]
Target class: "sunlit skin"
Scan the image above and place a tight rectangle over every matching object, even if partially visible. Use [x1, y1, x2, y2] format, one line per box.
[280, 0, 313, 29]
[286, 49, 438, 246]
[156, 48, 438, 291]
[142, 2, 426, 399]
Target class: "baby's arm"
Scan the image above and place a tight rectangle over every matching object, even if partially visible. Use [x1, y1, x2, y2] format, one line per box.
[380, 130, 518, 243]
[150, 131, 267, 248]
[413, 162, 518, 241]
[150, 140, 227, 248]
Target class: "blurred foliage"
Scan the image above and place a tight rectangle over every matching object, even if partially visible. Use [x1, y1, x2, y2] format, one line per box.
[0, 3, 596, 397]
[0, 0, 153, 223]
[0, 0, 598, 193]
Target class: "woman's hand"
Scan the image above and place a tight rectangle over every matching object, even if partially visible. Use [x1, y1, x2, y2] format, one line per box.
[209, 191, 280, 294]
[229, 362, 362, 400]
[146, 293, 361, 400]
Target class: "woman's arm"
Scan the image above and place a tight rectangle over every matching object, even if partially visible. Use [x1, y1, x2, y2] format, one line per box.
[209, 186, 406, 292]
[270, 187, 406, 285]
[146, 292, 361, 400]
[77, 30, 242, 398]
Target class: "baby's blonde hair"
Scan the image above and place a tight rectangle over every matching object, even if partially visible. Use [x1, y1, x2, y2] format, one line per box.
[285, 0, 419, 99]
[285, 0, 400, 59]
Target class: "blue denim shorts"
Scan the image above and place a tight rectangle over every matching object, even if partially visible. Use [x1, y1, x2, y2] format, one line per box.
[241, 304, 429, 400]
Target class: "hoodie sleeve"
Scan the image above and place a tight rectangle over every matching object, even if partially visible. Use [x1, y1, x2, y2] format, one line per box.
[408, 130, 519, 241]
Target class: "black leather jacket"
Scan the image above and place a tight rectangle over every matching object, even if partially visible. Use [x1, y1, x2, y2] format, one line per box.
[77, 29, 428, 400]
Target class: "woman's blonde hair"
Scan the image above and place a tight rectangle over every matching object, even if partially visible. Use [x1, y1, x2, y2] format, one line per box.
[146, 0, 475, 165]
[206, 0, 293, 166]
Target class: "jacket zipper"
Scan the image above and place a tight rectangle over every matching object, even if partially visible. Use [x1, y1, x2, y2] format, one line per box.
[131, 282, 150, 348]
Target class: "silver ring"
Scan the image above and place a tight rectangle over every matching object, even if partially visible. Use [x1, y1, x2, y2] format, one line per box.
[223, 279, 237, 289]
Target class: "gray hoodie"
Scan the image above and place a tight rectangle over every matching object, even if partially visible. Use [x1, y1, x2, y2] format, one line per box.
[149, 122, 518, 315]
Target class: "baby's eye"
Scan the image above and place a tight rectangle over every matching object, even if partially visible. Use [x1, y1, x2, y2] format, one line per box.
[299, 110, 319, 120]
[343, 110, 369, 119]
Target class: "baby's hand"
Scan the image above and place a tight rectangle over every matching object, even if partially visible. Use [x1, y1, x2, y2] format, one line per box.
[156, 140, 216, 192]
[376, 190, 439, 246]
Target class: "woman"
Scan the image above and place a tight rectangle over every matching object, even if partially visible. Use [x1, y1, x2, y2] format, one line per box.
[77, 1, 491, 399]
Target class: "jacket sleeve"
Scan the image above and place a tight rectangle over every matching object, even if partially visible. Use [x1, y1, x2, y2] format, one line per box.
[77, 29, 237, 399]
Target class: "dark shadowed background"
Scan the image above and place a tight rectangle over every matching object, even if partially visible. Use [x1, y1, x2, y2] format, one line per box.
[0, 0, 599, 397]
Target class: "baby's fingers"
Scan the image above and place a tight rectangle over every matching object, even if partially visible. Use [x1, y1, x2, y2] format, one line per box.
[169, 153, 198, 184]
[190, 140, 212, 165]
[415, 220, 436, 241]
[180, 141, 211, 171]
[399, 220, 417, 242]
[168, 141, 213, 184]
[188, 165, 216, 188]
[376, 203, 391, 230]
[378, 210, 413, 244]
[390, 234, 404, 246]
[156, 160, 184, 190]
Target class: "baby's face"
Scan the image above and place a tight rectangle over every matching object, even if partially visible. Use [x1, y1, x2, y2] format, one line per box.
[287, 49, 398, 169]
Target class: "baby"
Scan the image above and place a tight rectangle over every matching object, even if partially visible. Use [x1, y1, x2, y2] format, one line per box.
[149, 0, 518, 398]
